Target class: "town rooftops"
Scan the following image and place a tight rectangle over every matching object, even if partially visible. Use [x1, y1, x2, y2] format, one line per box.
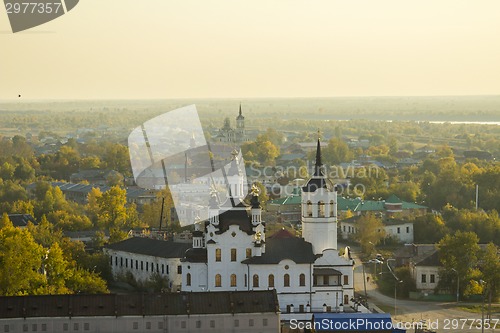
[7, 214, 37, 228]
[104, 237, 191, 259]
[0, 290, 279, 319]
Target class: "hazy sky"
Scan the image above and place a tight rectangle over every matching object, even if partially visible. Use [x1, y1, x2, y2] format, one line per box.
[1, 0, 499, 99]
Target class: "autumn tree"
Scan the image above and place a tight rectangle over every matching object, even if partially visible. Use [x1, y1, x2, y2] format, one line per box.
[354, 213, 386, 254]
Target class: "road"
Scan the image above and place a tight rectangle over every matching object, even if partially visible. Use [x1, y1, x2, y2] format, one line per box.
[351, 251, 498, 333]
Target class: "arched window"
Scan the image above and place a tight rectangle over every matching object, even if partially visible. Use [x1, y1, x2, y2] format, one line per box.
[268, 274, 275, 288]
[318, 201, 325, 217]
[215, 248, 221, 262]
[230, 274, 237, 287]
[253, 274, 259, 288]
[299, 273, 306, 287]
[307, 201, 312, 217]
[284, 274, 290, 287]
[330, 200, 335, 217]
[186, 273, 191, 286]
[215, 274, 221, 287]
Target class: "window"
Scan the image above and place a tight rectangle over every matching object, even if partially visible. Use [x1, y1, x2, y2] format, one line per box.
[133, 322, 138, 330]
[42, 323, 47, 332]
[215, 274, 222, 287]
[230, 274, 237, 287]
[215, 248, 221, 262]
[246, 248, 252, 258]
[406, 226, 410, 233]
[181, 321, 186, 329]
[253, 274, 259, 287]
[249, 319, 254, 327]
[421, 274, 427, 283]
[84, 323, 89, 331]
[136, 260, 138, 269]
[330, 200, 335, 217]
[186, 273, 191, 286]
[74, 323, 79, 331]
[23, 324, 28, 332]
[167, 265, 169, 274]
[4, 325, 10, 333]
[244, 274, 247, 287]
[151, 262, 154, 272]
[231, 248, 237, 261]
[299, 273, 306, 287]
[125, 258, 128, 268]
[307, 201, 312, 216]
[32, 324, 37, 332]
[115, 257, 118, 265]
[210, 320, 215, 328]
[397, 227, 401, 234]
[196, 320, 201, 328]
[158, 322, 164, 330]
[110, 256, 113, 265]
[177, 265, 182, 274]
[63, 323, 68, 331]
[156, 263, 159, 273]
[343, 225, 346, 232]
[263, 318, 268, 326]
[268, 274, 275, 288]
[141, 261, 144, 271]
[343, 275, 349, 285]
[146, 322, 151, 330]
[430, 274, 435, 283]
[284, 274, 290, 287]
[162, 264, 164, 274]
[318, 201, 325, 217]
[234, 319, 239, 327]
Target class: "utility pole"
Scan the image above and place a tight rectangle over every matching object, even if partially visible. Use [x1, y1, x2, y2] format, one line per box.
[452, 268, 459, 303]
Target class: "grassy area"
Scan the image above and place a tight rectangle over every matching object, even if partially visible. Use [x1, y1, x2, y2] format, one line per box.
[457, 304, 500, 314]
[375, 304, 395, 315]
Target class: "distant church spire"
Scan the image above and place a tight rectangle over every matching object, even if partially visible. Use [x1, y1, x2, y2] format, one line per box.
[239, 103, 242, 116]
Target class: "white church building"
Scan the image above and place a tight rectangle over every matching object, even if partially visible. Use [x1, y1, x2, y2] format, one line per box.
[106, 139, 366, 319]
[181, 139, 362, 316]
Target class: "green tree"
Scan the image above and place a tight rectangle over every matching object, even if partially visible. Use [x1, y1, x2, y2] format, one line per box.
[97, 186, 127, 230]
[413, 214, 449, 243]
[0, 224, 46, 295]
[45, 242, 72, 294]
[354, 213, 386, 254]
[323, 138, 353, 165]
[479, 243, 500, 302]
[438, 231, 481, 297]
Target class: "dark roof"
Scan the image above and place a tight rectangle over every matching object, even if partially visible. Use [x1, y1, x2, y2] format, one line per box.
[242, 237, 315, 264]
[0, 291, 278, 319]
[302, 177, 332, 192]
[313, 268, 342, 276]
[104, 237, 191, 259]
[268, 228, 295, 239]
[7, 214, 36, 227]
[183, 248, 208, 263]
[215, 203, 254, 235]
[415, 250, 441, 267]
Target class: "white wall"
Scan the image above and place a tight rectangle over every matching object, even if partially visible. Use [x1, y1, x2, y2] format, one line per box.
[104, 249, 183, 291]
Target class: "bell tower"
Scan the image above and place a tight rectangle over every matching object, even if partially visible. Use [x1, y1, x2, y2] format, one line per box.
[301, 137, 338, 254]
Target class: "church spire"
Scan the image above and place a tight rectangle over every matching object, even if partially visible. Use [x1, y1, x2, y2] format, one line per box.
[314, 131, 324, 177]
[239, 103, 242, 117]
